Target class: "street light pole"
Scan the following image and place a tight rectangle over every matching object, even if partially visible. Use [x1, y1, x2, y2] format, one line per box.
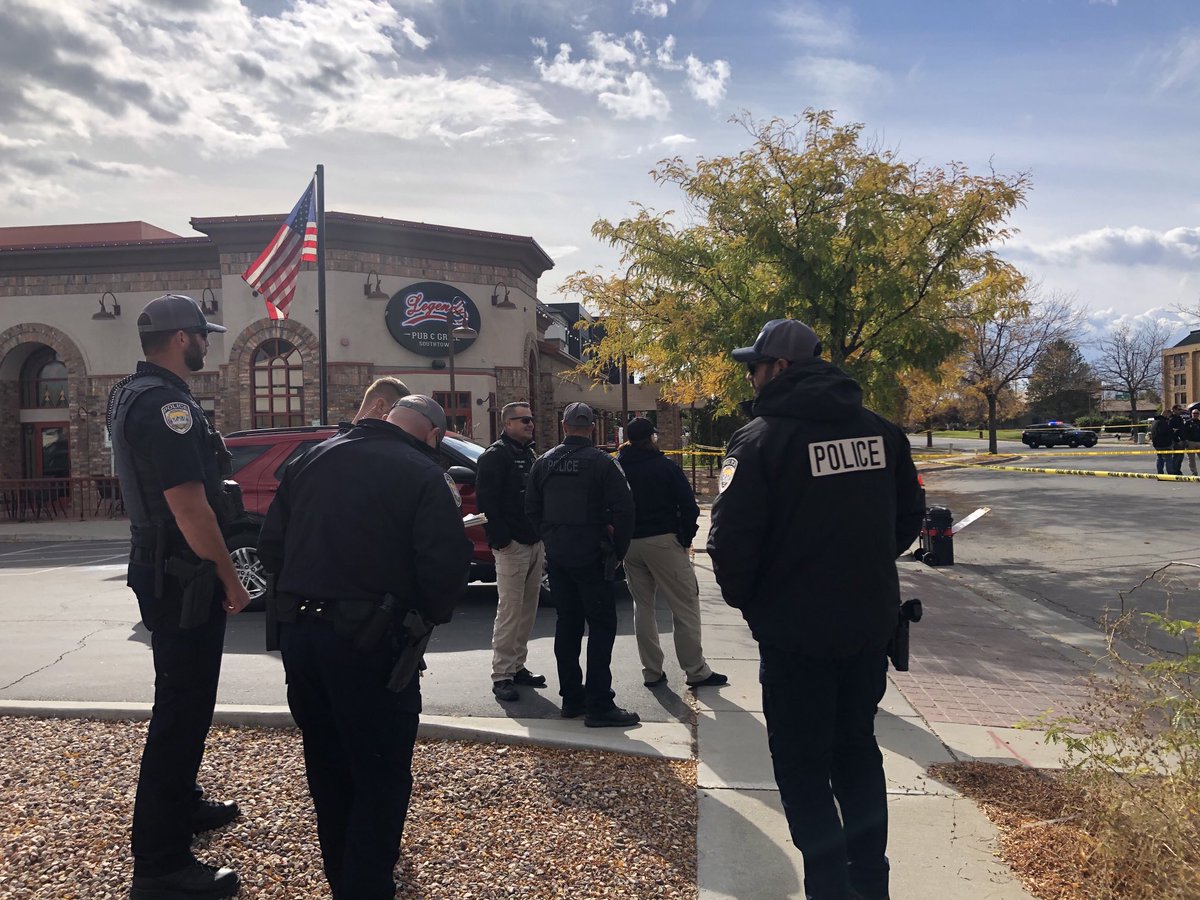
[445, 320, 478, 433]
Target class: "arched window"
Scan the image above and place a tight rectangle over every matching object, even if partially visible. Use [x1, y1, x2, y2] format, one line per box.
[252, 338, 304, 428]
[20, 346, 68, 408]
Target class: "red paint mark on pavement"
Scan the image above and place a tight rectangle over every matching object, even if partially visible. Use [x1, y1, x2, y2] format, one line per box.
[989, 729, 1034, 767]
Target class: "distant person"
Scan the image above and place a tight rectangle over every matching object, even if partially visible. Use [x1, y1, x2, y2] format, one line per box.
[1184, 408, 1200, 476]
[351, 376, 411, 425]
[1151, 413, 1176, 475]
[1168, 405, 1187, 475]
[477, 401, 548, 702]
[525, 402, 639, 728]
[708, 318, 924, 900]
[616, 417, 727, 690]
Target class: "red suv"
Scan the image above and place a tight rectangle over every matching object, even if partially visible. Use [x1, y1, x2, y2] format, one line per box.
[223, 425, 495, 608]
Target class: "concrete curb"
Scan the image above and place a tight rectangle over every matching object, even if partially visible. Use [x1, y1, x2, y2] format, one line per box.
[0, 701, 696, 762]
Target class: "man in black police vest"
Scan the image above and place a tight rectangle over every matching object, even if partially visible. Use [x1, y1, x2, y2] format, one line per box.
[259, 394, 472, 900]
[707, 319, 924, 900]
[525, 402, 639, 727]
[108, 293, 251, 900]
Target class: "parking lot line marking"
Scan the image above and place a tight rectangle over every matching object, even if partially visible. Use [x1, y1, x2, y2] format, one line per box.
[0, 553, 130, 576]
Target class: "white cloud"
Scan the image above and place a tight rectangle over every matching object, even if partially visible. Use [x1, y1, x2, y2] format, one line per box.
[1158, 30, 1200, 94]
[1014, 226, 1200, 269]
[792, 56, 886, 98]
[0, 0, 558, 167]
[536, 40, 622, 92]
[685, 55, 730, 106]
[1088, 0, 1118, 5]
[599, 71, 670, 119]
[632, 0, 674, 18]
[544, 244, 580, 260]
[398, 17, 431, 50]
[772, 1, 854, 50]
[656, 34, 683, 70]
[660, 133, 696, 146]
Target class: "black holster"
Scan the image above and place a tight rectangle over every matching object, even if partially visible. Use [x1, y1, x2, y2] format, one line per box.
[887, 598, 923, 672]
[387, 608, 435, 693]
[164, 556, 218, 630]
[600, 539, 620, 582]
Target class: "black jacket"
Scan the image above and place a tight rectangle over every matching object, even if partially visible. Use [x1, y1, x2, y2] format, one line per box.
[1184, 417, 1200, 442]
[476, 434, 540, 548]
[1152, 417, 1176, 450]
[707, 359, 924, 658]
[1169, 413, 1187, 445]
[258, 419, 472, 625]
[525, 435, 635, 567]
[616, 443, 700, 544]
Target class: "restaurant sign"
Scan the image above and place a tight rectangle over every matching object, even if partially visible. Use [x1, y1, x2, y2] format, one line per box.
[385, 281, 482, 357]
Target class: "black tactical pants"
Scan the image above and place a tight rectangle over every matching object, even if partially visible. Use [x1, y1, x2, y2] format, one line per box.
[547, 560, 618, 714]
[760, 646, 890, 900]
[281, 615, 421, 900]
[128, 562, 227, 877]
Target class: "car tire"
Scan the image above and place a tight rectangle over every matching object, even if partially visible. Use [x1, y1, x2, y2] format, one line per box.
[1067, 439, 1079, 448]
[1085, 438, 1097, 448]
[227, 531, 268, 612]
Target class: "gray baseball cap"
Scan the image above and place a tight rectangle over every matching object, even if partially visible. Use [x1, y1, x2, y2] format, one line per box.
[391, 394, 447, 433]
[562, 402, 595, 426]
[732, 319, 821, 363]
[137, 293, 227, 335]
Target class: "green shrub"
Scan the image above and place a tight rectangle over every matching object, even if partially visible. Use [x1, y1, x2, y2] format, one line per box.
[1076, 414, 1105, 427]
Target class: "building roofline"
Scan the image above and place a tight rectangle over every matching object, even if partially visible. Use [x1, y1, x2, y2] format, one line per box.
[0, 236, 211, 253]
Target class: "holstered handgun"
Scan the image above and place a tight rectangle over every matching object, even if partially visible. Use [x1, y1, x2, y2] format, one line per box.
[387, 608, 435, 693]
[355, 593, 400, 653]
[165, 556, 218, 630]
[887, 598, 923, 671]
[600, 539, 620, 582]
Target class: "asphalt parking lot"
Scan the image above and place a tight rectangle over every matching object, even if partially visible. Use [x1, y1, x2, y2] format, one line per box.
[0, 539, 694, 724]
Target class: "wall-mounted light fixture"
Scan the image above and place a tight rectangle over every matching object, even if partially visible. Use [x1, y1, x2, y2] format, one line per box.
[200, 287, 219, 315]
[364, 271, 389, 300]
[92, 291, 121, 320]
[491, 281, 516, 309]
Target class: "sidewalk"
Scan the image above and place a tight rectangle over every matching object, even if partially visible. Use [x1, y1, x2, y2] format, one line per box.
[0, 514, 1102, 898]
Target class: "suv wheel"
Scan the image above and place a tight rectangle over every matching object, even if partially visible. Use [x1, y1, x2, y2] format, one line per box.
[1067, 438, 1079, 448]
[228, 532, 268, 611]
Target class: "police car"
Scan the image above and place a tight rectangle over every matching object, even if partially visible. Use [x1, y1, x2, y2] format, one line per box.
[1020, 422, 1098, 449]
[223, 426, 499, 608]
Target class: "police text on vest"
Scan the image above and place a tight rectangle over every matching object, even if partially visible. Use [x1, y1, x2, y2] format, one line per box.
[808, 436, 886, 477]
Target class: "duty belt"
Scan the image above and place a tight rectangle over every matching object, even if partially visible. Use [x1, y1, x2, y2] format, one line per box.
[129, 546, 155, 565]
[297, 599, 336, 622]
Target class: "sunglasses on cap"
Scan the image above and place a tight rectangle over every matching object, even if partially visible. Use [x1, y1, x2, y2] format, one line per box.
[508, 416, 535, 425]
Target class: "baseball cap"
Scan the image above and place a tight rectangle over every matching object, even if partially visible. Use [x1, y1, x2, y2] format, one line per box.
[627, 417, 656, 441]
[731, 319, 821, 363]
[391, 394, 447, 433]
[562, 402, 595, 426]
[137, 293, 227, 335]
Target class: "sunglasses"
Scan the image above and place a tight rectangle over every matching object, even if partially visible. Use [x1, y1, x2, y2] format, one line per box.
[746, 357, 777, 375]
[508, 416, 535, 425]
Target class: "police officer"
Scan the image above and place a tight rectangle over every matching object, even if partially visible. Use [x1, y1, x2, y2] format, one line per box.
[707, 319, 924, 900]
[477, 400, 548, 702]
[525, 402, 639, 728]
[107, 293, 251, 900]
[258, 394, 472, 900]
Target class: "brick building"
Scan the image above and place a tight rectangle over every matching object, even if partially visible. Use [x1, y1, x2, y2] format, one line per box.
[0, 213, 675, 483]
[1163, 330, 1200, 409]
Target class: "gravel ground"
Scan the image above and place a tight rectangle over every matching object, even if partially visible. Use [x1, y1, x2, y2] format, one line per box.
[0, 717, 697, 900]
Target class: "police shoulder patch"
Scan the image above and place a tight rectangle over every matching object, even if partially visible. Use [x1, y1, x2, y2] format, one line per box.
[444, 471, 463, 508]
[161, 402, 193, 434]
[718, 457, 738, 493]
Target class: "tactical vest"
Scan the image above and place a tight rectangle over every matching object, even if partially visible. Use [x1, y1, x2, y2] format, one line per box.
[109, 373, 222, 549]
[536, 444, 609, 526]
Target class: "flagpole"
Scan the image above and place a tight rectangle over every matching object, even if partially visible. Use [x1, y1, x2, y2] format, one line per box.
[316, 164, 328, 425]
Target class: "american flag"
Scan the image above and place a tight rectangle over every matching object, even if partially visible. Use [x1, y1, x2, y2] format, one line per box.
[242, 178, 318, 320]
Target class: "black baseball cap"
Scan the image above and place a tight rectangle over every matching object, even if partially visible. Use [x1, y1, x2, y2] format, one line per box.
[732, 319, 821, 363]
[137, 293, 226, 335]
[627, 417, 656, 441]
[563, 402, 595, 426]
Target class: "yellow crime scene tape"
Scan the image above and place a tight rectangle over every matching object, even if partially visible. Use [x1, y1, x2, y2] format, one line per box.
[971, 464, 1200, 482]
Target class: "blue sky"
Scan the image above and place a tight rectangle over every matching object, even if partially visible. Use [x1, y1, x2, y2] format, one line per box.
[1, 0, 1197, 341]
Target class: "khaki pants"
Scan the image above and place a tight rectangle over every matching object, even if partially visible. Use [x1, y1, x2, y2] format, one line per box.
[624, 533, 712, 684]
[490, 540, 545, 681]
[1187, 441, 1200, 476]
